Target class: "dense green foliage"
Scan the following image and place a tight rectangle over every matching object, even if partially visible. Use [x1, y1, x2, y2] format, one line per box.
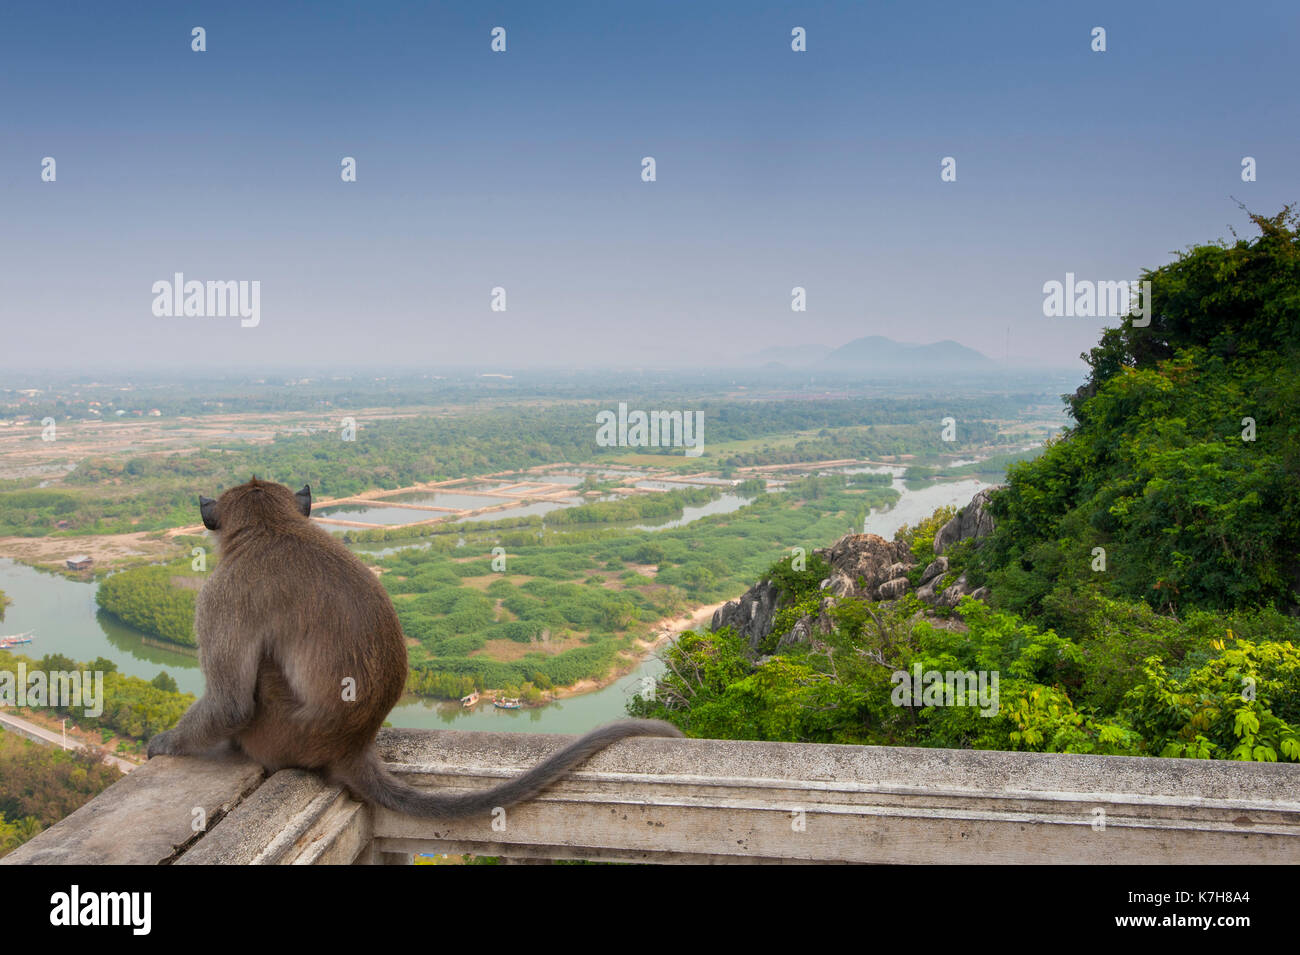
[634, 209, 1300, 764]
[973, 206, 1300, 630]
[96, 565, 200, 647]
[895, 506, 958, 566]
[631, 596, 1300, 760]
[0, 650, 194, 744]
[0, 729, 122, 858]
[0, 811, 43, 858]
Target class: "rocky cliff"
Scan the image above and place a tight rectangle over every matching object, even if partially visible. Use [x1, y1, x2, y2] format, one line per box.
[710, 486, 1000, 653]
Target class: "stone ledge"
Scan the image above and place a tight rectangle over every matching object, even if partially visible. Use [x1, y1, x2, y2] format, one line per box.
[6, 729, 1299, 864]
[368, 730, 1300, 864]
[3, 749, 264, 865]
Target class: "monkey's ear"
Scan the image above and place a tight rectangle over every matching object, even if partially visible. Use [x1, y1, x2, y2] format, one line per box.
[199, 496, 219, 531]
[295, 484, 312, 517]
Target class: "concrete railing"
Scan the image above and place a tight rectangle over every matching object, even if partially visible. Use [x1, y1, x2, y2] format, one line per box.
[6, 728, 1300, 864]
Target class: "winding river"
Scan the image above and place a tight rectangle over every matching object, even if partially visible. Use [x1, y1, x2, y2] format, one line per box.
[0, 475, 990, 733]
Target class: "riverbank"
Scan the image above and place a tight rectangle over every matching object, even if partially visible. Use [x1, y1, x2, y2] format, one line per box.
[543, 600, 730, 703]
[0, 531, 179, 571]
[439, 599, 731, 712]
[141, 635, 198, 656]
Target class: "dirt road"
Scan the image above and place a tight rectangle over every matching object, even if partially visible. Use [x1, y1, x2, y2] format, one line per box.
[0, 710, 138, 774]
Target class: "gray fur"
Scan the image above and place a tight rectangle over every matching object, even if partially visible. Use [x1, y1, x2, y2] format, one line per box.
[147, 477, 683, 818]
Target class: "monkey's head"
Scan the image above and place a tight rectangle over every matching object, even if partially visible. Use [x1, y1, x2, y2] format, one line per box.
[199, 477, 312, 534]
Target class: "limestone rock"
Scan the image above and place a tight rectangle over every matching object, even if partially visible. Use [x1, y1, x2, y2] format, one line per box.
[778, 616, 814, 650]
[821, 572, 854, 598]
[933, 488, 1000, 555]
[712, 533, 918, 649]
[877, 577, 911, 600]
[916, 576, 942, 603]
[819, 533, 916, 596]
[920, 556, 949, 584]
[712, 579, 780, 652]
[936, 575, 971, 609]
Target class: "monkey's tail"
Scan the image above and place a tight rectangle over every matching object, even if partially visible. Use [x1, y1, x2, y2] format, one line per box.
[337, 719, 684, 819]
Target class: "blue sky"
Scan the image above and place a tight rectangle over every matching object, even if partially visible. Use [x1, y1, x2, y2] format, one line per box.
[2, 0, 1297, 372]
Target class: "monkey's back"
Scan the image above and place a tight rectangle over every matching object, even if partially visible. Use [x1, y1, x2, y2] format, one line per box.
[200, 519, 409, 771]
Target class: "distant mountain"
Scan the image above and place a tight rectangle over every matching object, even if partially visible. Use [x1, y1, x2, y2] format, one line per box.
[747, 336, 995, 373]
[822, 336, 995, 373]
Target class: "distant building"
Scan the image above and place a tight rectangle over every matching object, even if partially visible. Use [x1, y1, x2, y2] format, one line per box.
[148, 409, 161, 416]
[66, 556, 93, 570]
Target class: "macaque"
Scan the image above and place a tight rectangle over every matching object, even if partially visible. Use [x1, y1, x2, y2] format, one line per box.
[148, 477, 682, 817]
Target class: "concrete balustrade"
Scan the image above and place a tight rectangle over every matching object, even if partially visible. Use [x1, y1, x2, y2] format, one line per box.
[6, 728, 1299, 865]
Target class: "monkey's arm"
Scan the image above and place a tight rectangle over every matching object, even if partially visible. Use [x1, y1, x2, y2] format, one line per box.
[147, 634, 262, 758]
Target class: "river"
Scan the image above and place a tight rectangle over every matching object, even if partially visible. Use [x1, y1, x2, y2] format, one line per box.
[0, 474, 991, 732]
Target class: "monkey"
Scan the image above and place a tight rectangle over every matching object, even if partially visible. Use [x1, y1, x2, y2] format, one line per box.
[146, 477, 683, 818]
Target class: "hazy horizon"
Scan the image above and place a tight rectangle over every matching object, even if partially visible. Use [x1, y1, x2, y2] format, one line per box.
[0, 332, 1086, 380]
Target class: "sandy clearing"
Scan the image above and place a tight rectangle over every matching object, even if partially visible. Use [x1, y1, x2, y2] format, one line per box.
[544, 599, 729, 702]
[0, 531, 182, 568]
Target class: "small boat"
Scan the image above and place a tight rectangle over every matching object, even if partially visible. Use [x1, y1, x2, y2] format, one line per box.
[459, 691, 480, 707]
[493, 697, 522, 709]
[0, 632, 34, 647]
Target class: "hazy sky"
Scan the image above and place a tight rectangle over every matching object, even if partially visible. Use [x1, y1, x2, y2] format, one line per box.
[2, 1, 1297, 373]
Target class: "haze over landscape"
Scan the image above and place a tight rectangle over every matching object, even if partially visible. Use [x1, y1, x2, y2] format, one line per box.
[1, 0, 1298, 879]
